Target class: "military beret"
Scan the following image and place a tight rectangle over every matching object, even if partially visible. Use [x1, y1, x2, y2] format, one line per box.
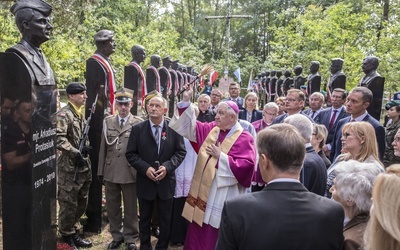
[94, 30, 114, 42]
[115, 88, 133, 102]
[66, 82, 86, 95]
[385, 100, 400, 110]
[11, 0, 52, 16]
[300, 85, 307, 90]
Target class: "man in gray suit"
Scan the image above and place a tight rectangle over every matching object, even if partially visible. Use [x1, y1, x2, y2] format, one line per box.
[98, 88, 143, 250]
[216, 123, 344, 250]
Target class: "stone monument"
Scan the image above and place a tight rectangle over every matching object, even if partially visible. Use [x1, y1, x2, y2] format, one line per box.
[358, 56, 385, 120]
[84, 29, 117, 233]
[306, 61, 322, 96]
[1, 0, 57, 248]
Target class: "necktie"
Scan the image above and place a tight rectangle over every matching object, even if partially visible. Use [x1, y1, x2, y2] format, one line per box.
[153, 125, 160, 151]
[37, 48, 44, 63]
[328, 110, 338, 130]
[311, 111, 316, 120]
[120, 119, 124, 129]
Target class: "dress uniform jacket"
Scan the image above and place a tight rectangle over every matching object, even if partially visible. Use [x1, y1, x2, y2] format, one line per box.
[98, 114, 143, 183]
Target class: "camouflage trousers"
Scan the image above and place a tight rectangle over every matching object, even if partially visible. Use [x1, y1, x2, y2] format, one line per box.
[58, 169, 92, 236]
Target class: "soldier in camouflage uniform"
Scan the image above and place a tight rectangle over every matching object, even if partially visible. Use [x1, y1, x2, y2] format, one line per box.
[54, 82, 93, 249]
[383, 100, 400, 167]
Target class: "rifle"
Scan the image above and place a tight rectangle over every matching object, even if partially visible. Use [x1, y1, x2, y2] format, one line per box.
[73, 94, 98, 184]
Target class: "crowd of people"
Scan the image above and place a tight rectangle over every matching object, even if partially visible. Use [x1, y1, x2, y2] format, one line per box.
[52, 80, 400, 250]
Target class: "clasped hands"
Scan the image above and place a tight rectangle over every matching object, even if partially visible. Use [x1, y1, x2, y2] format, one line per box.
[146, 165, 167, 182]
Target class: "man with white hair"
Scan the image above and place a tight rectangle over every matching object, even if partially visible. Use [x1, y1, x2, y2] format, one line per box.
[303, 92, 325, 121]
[170, 87, 256, 250]
[284, 114, 327, 196]
[196, 94, 215, 122]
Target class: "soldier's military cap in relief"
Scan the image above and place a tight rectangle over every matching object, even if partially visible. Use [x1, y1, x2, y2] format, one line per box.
[66, 82, 86, 95]
[162, 56, 173, 62]
[331, 58, 344, 67]
[115, 88, 133, 102]
[11, 0, 52, 16]
[94, 30, 114, 42]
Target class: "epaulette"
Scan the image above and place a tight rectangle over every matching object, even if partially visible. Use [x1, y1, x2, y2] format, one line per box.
[104, 114, 114, 121]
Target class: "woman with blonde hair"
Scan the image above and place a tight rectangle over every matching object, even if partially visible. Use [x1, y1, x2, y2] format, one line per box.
[364, 165, 400, 250]
[238, 92, 262, 123]
[325, 122, 384, 198]
[311, 123, 331, 168]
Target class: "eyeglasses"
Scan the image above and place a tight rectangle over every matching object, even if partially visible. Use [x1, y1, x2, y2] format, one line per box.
[394, 137, 400, 143]
[264, 112, 277, 117]
[285, 98, 299, 102]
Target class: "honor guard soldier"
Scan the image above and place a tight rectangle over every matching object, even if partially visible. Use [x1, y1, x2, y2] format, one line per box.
[98, 88, 143, 250]
[55, 82, 93, 249]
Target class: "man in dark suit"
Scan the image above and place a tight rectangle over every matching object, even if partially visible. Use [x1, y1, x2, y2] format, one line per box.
[125, 95, 186, 250]
[223, 82, 244, 110]
[315, 88, 349, 156]
[285, 114, 327, 196]
[330, 87, 385, 161]
[216, 123, 344, 250]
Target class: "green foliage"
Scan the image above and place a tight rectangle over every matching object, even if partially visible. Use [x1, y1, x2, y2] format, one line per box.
[1, 0, 400, 93]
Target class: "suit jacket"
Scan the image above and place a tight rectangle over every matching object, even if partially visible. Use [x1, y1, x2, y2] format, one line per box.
[125, 119, 186, 200]
[315, 107, 349, 144]
[330, 115, 385, 161]
[238, 109, 263, 123]
[216, 182, 344, 250]
[6, 39, 55, 86]
[197, 110, 215, 122]
[302, 108, 323, 121]
[301, 146, 328, 196]
[98, 114, 143, 183]
[343, 213, 369, 250]
[224, 97, 244, 110]
[272, 112, 315, 124]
